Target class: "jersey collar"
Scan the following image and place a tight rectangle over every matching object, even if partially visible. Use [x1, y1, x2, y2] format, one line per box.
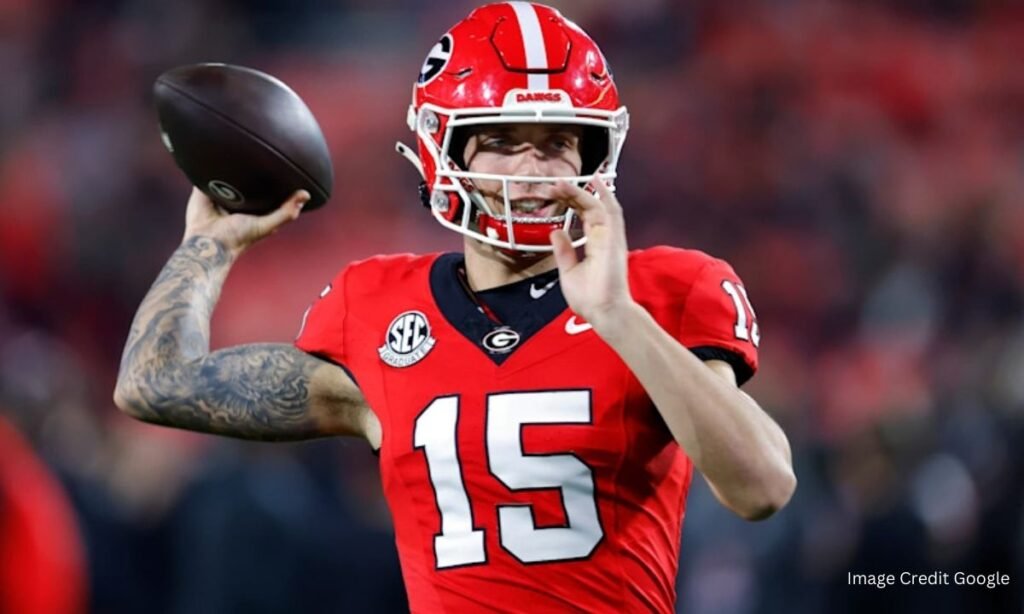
[429, 253, 567, 365]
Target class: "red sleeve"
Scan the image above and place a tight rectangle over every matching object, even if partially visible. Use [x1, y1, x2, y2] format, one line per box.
[294, 265, 350, 367]
[678, 258, 760, 384]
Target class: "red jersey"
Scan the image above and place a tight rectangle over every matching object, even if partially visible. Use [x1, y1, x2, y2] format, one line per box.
[295, 246, 759, 613]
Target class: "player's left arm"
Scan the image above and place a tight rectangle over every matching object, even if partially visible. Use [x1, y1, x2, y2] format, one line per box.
[550, 181, 796, 521]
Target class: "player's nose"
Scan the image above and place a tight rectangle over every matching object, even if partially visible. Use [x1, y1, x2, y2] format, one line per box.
[508, 146, 554, 193]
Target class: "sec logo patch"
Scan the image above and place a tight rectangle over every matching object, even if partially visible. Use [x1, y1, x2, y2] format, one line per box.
[379, 310, 436, 367]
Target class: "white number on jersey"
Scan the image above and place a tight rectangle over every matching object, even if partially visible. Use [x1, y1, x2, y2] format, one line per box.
[414, 390, 603, 569]
[414, 396, 486, 568]
[721, 280, 760, 347]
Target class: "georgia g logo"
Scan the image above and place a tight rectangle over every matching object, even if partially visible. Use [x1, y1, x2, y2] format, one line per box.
[417, 34, 453, 85]
[481, 327, 520, 354]
[379, 310, 437, 367]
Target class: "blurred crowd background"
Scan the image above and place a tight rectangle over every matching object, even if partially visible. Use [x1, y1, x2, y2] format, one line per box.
[2, 0, 1023, 612]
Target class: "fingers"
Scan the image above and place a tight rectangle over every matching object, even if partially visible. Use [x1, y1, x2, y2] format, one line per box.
[549, 229, 579, 274]
[551, 180, 621, 226]
[590, 179, 622, 214]
[551, 180, 600, 218]
[252, 190, 310, 235]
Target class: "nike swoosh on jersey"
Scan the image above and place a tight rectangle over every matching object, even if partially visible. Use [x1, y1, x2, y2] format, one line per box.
[564, 316, 593, 335]
[530, 279, 558, 299]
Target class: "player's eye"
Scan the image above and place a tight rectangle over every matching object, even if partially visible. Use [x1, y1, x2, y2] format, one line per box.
[547, 134, 578, 153]
[481, 134, 511, 148]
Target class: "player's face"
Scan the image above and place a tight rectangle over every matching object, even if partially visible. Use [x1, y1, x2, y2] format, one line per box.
[463, 123, 583, 219]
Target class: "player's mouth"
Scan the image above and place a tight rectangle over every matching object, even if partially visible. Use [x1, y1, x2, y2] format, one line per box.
[509, 198, 562, 219]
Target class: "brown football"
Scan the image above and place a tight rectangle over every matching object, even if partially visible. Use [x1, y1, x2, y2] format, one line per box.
[154, 63, 333, 214]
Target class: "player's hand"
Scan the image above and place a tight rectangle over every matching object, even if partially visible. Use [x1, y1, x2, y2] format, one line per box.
[549, 180, 636, 331]
[182, 188, 309, 256]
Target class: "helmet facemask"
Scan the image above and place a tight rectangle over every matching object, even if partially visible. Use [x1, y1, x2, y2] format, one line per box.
[407, 100, 629, 253]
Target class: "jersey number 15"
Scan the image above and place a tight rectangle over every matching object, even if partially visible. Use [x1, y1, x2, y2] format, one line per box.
[414, 390, 603, 569]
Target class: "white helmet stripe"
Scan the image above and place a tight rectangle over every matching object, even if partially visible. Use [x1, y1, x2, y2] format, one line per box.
[508, 2, 549, 90]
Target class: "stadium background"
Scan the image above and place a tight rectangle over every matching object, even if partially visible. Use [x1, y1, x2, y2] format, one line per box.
[1, 0, 1023, 612]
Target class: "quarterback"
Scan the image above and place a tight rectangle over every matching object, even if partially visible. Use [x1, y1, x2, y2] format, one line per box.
[115, 3, 796, 612]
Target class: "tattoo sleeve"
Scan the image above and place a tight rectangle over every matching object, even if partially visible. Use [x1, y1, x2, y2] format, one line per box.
[115, 236, 355, 441]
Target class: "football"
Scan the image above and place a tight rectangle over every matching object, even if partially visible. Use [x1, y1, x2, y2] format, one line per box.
[154, 63, 333, 214]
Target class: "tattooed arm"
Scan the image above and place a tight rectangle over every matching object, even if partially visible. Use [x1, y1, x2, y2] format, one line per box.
[114, 189, 370, 442]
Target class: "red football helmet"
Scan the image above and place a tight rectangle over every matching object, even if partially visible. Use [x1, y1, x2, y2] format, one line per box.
[396, 2, 629, 252]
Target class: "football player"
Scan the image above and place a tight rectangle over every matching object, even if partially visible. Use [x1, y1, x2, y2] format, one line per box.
[115, 3, 796, 612]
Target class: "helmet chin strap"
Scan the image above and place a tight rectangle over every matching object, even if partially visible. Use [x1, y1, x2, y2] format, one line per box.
[395, 141, 425, 179]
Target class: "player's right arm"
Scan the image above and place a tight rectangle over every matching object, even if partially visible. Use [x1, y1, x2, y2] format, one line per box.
[113, 188, 369, 442]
